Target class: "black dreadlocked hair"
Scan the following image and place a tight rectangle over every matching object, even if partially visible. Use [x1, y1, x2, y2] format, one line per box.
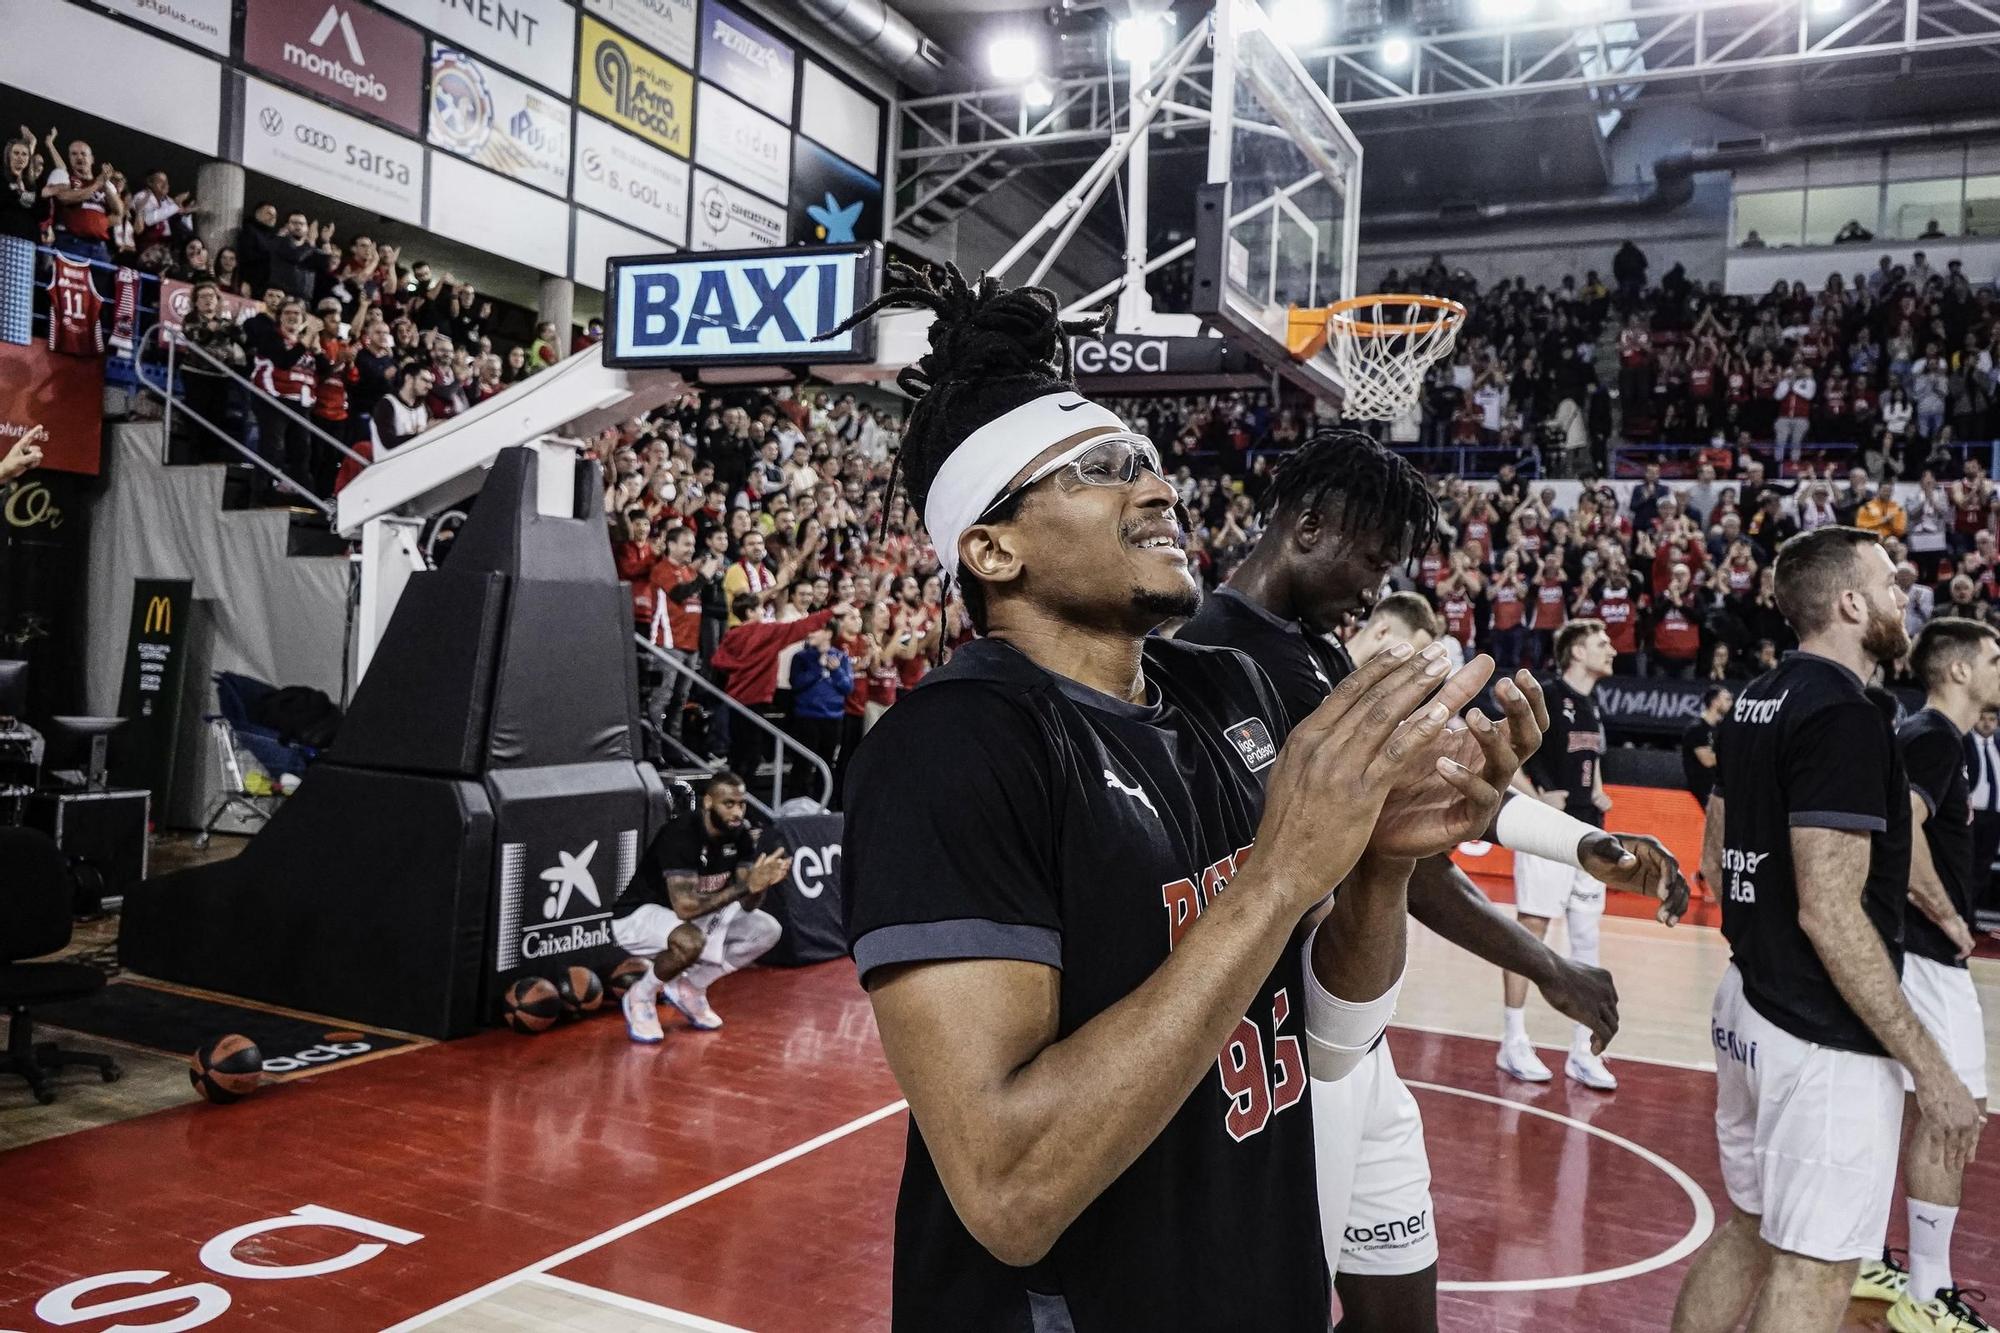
[1259, 429, 1440, 564]
[817, 261, 1109, 633]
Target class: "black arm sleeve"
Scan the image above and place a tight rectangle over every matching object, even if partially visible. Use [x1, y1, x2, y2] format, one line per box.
[1900, 726, 1959, 819]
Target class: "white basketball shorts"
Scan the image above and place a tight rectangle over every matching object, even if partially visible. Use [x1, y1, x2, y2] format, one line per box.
[1513, 851, 1605, 920]
[612, 902, 743, 963]
[1900, 953, 1988, 1101]
[1312, 1038, 1438, 1277]
[1711, 963, 1905, 1262]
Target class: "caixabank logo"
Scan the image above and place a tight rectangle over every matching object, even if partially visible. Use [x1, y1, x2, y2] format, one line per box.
[495, 829, 638, 967]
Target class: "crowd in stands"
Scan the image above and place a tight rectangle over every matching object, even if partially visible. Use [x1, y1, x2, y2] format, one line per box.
[1389, 239, 2000, 480]
[4, 120, 600, 504]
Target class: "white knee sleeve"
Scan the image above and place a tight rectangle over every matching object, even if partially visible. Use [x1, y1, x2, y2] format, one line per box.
[1565, 902, 1601, 967]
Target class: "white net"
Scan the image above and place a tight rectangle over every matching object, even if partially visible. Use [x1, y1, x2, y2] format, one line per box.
[1325, 296, 1467, 421]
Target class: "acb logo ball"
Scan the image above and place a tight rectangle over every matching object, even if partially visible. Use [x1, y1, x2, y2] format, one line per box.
[556, 965, 604, 1017]
[190, 1034, 264, 1104]
[502, 976, 563, 1033]
[605, 956, 650, 999]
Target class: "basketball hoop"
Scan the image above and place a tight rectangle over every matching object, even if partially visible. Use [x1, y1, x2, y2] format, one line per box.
[1286, 294, 1468, 421]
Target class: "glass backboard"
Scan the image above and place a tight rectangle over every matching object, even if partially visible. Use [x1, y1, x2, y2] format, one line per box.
[1193, 0, 1362, 401]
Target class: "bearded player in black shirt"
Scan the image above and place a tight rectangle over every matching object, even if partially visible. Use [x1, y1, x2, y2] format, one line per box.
[1179, 431, 1686, 1332]
[1673, 527, 1982, 1333]
[836, 266, 1546, 1333]
[1850, 619, 1995, 1332]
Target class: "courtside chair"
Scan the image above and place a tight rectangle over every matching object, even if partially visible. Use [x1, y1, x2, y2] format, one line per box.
[0, 825, 121, 1104]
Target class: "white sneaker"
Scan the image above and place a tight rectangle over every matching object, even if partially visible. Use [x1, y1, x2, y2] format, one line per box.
[664, 977, 724, 1031]
[1497, 1037, 1552, 1083]
[622, 980, 664, 1044]
[1565, 1048, 1618, 1091]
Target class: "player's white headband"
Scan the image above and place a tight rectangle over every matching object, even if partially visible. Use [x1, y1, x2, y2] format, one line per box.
[922, 392, 1129, 582]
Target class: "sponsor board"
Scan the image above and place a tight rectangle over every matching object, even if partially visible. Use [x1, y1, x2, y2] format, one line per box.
[583, 0, 696, 68]
[494, 830, 638, 971]
[427, 154, 572, 272]
[240, 77, 424, 224]
[1071, 332, 1234, 376]
[376, 0, 576, 95]
[94, 0, 233, 55]
[699, 0, 793, 117]
[573, 113, 689, 246]
[606, 242, 879, 367]
[578, 14, 693, 159]
[243, 0, 425, 134]
[689, 169, 783, 251]
[799, 58, 883, 176]
[791, 137, 881, 245]
[694, 82, 788, 205]
[572, 207, 668, 291]
[0, 2, 223, 155]
[428, 45, 570, 197]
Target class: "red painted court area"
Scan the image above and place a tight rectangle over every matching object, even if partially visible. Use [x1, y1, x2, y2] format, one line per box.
[1, 961, 1992, 1332]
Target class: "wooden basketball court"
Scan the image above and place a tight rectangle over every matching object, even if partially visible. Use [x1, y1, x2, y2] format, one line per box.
[2, 912, 1993, 1331]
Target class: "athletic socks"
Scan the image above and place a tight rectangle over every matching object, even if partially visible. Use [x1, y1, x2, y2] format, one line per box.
[629, 968, 665, 1009]
[1570, 1025, 1596, 1057]
[1907, 1198, 1958, 1303]
[1503, 1006, 1528, 1045]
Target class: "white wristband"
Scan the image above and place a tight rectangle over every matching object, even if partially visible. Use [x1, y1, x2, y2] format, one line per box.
[1300, 928, 1403, 1084]
[1494, 791, 1595, 868]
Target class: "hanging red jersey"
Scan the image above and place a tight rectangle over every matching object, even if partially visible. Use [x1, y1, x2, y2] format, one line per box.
[108, 267, 140, 355]
[46, 257, 103, 356]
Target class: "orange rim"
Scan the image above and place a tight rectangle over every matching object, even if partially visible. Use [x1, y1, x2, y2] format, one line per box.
[1323, 293, 1468, 337]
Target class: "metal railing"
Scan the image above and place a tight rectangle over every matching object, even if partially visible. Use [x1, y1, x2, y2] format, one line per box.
[132, 323, 375, 518]
[634, 635, 833, 817]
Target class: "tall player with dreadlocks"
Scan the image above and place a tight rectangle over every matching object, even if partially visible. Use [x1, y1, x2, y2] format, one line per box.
[836, 264, 1546, 1333]
[1179, 430, 1689, 1333]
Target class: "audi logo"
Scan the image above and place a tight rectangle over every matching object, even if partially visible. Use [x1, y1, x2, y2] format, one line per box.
[258, 107, 284, 137]
[294, 125, 337, 153]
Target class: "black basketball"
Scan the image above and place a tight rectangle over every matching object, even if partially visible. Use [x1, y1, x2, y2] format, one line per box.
[556, 965, 604, 1017]
[503, 977, 563, 1033]
[605, 956, 650, 999]
[189, 1034, 264, 1104]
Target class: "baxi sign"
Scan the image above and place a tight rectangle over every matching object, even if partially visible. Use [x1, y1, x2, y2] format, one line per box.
[605, 243, 881, 368]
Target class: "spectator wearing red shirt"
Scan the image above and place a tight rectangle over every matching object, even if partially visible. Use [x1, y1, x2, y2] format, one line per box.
[249, 299, 318, 503]
[709, 595, 837, 797]
[1650, 563, 1703, 676]
[1529, 556, 1569, 667]
[645, 528, 717, 743]
[890, 575, 941, 695]
[1487, 553, 1529, 674]
[1773, 359, 1816, 467]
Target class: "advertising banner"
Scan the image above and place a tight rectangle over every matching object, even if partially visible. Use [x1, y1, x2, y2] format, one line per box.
[572, 208, 667, 291]
[376, 0, 576, 95]
[1071, 332, 1235, 377]
[115, 579, 194, 815]
[573, 113, 689, 247]
[605, 242, 878, 368]
[0, 2, 223, 156]
[243, 0, 425, 134]
[583, 0, 696, 67]
[240, 77, 424, 225]
[0, 342, 104, 475]
[690, 169, 784, 251]
[93, 0, 232, 55]
[790, 137, 881, 246]
[756, 813, 845, 966]
[158, 278, 263, 335]
[428, 45, 571, 197]
[577, 14, 693, 159]
[698, 1, 794, 117]
[799, 59, 882, 176]
[694, 82, 788, 205]
[0, 235, 30, 345]
[427, 154, 572, 273]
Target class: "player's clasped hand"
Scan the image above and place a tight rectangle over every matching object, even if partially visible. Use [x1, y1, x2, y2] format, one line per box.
[1368, 666, 1548, 860]
[1254, 644, 1539, 913]
[1580, 832, 1692, 926]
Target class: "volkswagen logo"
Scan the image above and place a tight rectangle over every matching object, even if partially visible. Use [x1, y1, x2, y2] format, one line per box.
[259, 107, 285, 137]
